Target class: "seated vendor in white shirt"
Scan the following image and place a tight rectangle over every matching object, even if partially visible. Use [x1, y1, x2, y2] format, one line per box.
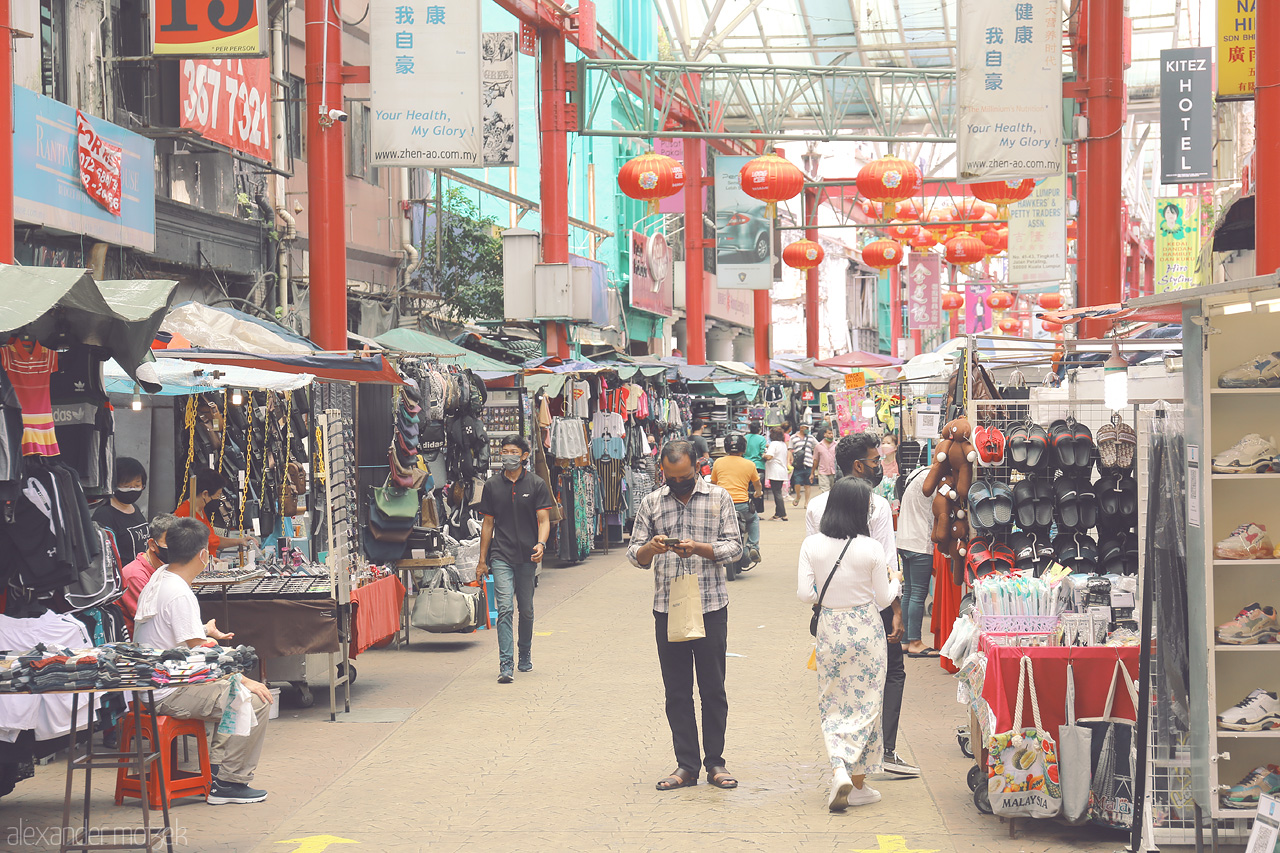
[134, 517, 274, 805]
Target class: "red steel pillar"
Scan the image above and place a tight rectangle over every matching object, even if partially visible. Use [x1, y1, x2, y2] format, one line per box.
[1257, 0, 1280, 276]
[804, 186, 820, 358]
[0, 0, 13, 264]
[305, 0, 348, 350]
[889, 266, 903, 357]
[754, 291, 771, 376]
[1077, 0, 1124, 338]
[539, 31, 570, 358]
[682, 137, 707, 365]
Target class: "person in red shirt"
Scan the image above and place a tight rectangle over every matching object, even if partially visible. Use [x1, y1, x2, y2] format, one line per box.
[119, 514, 178, 624]
[174, 468, 259, 555]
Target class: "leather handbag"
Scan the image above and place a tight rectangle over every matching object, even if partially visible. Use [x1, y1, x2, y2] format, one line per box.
[810, 539, 854, 636]
[410, 569, 477, 633]
[373, 480, 419, 519]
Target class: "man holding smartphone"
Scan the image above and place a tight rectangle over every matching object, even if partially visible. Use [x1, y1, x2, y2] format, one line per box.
[476, 435, 552, 684]
[628, 440, 743, 793]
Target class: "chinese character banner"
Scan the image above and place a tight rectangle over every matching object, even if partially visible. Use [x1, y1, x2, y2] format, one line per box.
[1217, 0, 1255, 99]
[906, 252, 942, 331]
[370, 0, 482, 168]
[1008, 149, 1067, 284]
[956, 0, 1063, 181]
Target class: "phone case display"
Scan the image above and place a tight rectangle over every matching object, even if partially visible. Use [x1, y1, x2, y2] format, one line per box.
[482, 388, 525, 470]
[1184, 290, 1280, 821]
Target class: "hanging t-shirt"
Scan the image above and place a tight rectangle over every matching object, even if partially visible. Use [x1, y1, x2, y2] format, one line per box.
[2, 340, 59, 456]
[93, 503, 150, 562]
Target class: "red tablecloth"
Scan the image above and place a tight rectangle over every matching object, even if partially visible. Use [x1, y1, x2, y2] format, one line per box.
[350, 576, 406, 657]
[979, 634, 1140, 735]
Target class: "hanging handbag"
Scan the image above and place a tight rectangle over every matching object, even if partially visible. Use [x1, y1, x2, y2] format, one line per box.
[987, 656, 1063, 819]
[373, 480, 419, 519]
[1081, 659, 1140, 830]
[1058, 661, 1094, 825]
[810, 539, 854, 636]
[410, 569, 477, 633]
[667, 570, 705, 642]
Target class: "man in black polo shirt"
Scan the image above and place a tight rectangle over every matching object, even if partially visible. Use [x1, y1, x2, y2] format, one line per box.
[476, 435, 553, 683]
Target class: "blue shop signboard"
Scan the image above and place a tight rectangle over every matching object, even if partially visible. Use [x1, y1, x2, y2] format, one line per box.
[12, 86, 156, 252]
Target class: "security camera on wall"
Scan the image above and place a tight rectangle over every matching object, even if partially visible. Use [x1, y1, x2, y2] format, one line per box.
[328, 108, 348, 123]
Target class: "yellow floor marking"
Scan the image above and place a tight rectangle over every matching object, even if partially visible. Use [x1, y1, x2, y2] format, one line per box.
[851, 836, 941, 853]
[276, 835, 359, 852]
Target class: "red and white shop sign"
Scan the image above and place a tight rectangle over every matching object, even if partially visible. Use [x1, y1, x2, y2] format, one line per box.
[180, 58, 272, 162]
[77, 111, 122, 216]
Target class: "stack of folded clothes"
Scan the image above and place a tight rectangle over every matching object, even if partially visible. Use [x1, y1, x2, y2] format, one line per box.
[0, 643, 258, 692]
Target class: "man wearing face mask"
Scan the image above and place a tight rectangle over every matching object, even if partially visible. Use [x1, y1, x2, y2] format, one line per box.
[629, 440, 743, 792]
[806, 434, 919, 778]
[476, 435, 553, 683]
[174, 467, 259, 556]
[93, 457, 152, 563]
[119, 513, 179, 624]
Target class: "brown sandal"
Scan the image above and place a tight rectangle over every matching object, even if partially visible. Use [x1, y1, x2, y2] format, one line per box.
[656, 768, 698, 791]
[707, 766, 738, 789]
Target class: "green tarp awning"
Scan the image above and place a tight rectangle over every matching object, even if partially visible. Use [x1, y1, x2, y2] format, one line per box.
[374, 328, 520, 378]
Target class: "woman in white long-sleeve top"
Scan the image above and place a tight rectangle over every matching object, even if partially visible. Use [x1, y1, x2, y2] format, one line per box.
[797, 476, 901, 812]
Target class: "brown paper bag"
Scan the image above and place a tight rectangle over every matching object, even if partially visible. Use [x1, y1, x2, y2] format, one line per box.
[667, 572, 705, 642]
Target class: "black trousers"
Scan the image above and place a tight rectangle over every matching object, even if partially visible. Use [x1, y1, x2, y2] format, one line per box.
[769, 480, 788, 518]
[654, 606, 729, 775]
[880, 605, 905, 753]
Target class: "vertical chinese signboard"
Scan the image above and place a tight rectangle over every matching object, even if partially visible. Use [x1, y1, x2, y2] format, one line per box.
[956, 0, 1063, 181]
[151, 0, 268, 56]
[1155, 197, 1202, 292]
[1160, 48, 1213, 183]
[1217, 0, 1256, 99]
[370, 0, 482, 167]
[906, 252, 942, 331]
[1009, 153, 1068, 285]
[179, 59, 272, 162]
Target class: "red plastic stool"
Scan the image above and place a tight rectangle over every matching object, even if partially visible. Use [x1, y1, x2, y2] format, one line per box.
[115, 711, 212, 809]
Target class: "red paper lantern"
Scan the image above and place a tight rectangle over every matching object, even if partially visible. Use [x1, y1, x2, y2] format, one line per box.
[998, 317, 1022, 335]
[1038, 292, 1063, 310]
[739, 152, 805, 218]
[922, 209, 955, 239]
[981, 227, 1009, 255]
[861, 239, 904, 271]
[945, 233, 987, 268]
[1041, 320, 1063, 332]
[856, 156, 922, 220]
[617, 152, 686, 216]
[941, 290, 965, 311]
[986, 290, 1015, 311]
[895, 198, 925, 221]
[886, 220, 920, 240]
[782, 239, 825, 272]
[970, 178, 1036, 219]
[909, 231, 939, 250]
[856, 198, 882, 220]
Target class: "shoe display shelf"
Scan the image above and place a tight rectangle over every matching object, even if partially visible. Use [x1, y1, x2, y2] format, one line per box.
[1180, 281, 1280, 823]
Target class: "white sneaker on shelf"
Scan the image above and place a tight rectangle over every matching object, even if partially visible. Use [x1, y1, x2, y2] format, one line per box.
[846, 783, 882, 806]
[827, 766, 854, 812]
[1214, 523, 1276, 560]
[1218, 689, 1280, 732]
[1218, 603, 1280, 645]
[1212, 434, 1279, 474]
[1219, 352, 1280, 388]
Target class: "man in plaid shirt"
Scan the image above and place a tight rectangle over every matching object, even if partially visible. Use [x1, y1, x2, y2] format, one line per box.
[628, 440, 742, 793]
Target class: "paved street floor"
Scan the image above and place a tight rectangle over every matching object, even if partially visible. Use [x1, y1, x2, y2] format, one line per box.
[2, 512, 1205, 852]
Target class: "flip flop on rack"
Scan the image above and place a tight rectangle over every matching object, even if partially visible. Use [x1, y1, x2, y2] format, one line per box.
[1054, 477, 1082, 530]
[1077, 479, 1099, 530]
[989, 481, 1015, 528]
[1032, 476, 1055, 528]
[1071, 421, 1096, 476]
[1049, 418, 1075, 470]
[1012, 479, 1038, 529]
[1006, 423, 1032, 471]
[1026, 423, 1051, 470]
[968, 480, 1001, 531]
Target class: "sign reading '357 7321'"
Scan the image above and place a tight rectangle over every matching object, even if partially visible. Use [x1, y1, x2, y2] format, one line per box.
[370, 0, 482, 168]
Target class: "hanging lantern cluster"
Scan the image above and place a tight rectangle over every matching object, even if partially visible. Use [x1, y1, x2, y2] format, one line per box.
[617, 152, 686, 216]
[861, 239, 904, 271]
[886, 220, 919, 241]
[941, 290, 965, 312]
[969, 178, 1036, 219]
[782, 239, 825, 272]
[739, 152, 804, 218]
[923, 208, 956, 241]
[981, 227, 1009, 256]
[945, 232, 987, 269]
[998, 317, 1022, 335]
[856, 156, 922, 220]
[986, 290, 1015, 311]
[910, 230, 939, 250]
[1037, 292, 1063, 310]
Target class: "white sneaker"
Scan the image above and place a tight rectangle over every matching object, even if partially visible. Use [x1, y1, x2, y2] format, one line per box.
[1212, 434, 1279, 473]
[828, 766, 854, 812]
[1214, 523, 1276, 560]
[1218, 689, 1280, 731]
[846, 783, 882, 806]
[1219, 352, 1280, 388]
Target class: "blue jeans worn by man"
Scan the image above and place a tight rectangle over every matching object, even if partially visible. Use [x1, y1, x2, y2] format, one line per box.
[490, 558, 537, 673]
[899, 550, 934, 645]
[733, 502, 759, 558]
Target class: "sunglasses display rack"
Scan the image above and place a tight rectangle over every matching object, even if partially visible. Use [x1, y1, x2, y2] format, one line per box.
[320, 408, 355, 605]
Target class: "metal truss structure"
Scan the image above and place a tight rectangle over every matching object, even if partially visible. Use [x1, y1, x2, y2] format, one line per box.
[577, 59, 956, 143]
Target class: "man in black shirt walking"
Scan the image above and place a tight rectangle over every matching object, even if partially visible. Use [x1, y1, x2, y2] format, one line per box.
[476, 435, 553, 683]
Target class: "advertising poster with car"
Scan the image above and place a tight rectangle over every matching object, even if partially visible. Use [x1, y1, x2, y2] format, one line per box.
[713, 155, 772, 290]
[629, 230, 674, 317]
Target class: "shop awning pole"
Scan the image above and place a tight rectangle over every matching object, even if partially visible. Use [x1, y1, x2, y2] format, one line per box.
[1258, 0, 1280, 276]
[0, 0, 13, 264]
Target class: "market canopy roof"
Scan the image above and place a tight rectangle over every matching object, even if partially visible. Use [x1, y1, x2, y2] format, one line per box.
[0, 266, 177, 391]
[374, 328, 521, 379]
[814, 350, 904, 370]
[104, 358, 314, 396]
[161, 302, 314, 355]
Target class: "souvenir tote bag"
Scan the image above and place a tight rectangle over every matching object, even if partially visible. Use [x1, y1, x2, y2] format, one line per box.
[667, 569, 705, 642]
[1058, 662, 1094, 824]
[987, 656, 1063, 819]
[1081, 659, 1140, 830]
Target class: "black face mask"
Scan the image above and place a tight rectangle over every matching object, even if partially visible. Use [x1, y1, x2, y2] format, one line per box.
[667, 476, 696, 497]
[859, 463, 885, 488]
[204, 498, 222, 517]
[114, 488, 143, 505]
[153, 544, 170, 564]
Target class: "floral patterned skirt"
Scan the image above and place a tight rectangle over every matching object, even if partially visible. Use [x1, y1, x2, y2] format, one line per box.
[816, 602, 887, 775]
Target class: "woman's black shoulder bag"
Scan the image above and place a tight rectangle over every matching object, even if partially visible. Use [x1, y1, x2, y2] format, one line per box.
[810, 538, 855, 636]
